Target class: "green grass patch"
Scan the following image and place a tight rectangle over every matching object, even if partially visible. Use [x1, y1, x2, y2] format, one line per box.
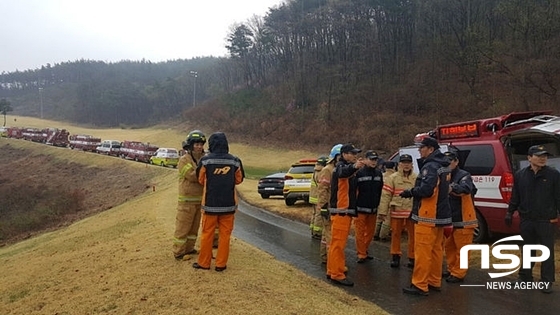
[243, 166, 287, 180]
[8, 288, 30, 303]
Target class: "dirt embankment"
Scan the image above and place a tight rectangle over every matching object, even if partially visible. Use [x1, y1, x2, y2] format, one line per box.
[0, 141, 159, 246]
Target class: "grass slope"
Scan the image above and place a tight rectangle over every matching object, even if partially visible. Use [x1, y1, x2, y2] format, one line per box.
[0, 116, 387, 315]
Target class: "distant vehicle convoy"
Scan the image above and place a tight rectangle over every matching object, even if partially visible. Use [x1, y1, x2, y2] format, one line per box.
[2, 126, 175, 168]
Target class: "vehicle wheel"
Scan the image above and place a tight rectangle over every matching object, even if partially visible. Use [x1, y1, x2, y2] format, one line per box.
[134, 157, 138, 162]
[150, 160, 154, 165]
[261, 194, 270, 199]
[285, 198, 296, 206]
[473, 211, 488, 244]
[160, 162, 165, 167]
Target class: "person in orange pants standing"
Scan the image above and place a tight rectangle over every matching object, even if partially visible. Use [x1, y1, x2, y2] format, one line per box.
[378, 154, 417, 268]
[442, 151, 478, 283]
[354, 150, 383, 263]
[193, 132, 244, 271]
[400, 137, 452, 296]
[327, 143, 364, 286]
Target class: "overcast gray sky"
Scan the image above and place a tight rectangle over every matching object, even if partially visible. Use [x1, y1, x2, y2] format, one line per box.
[0, 0, 283, 73]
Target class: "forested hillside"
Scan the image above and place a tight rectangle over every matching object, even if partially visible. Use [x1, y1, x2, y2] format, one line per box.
[2, 0, 559, 154]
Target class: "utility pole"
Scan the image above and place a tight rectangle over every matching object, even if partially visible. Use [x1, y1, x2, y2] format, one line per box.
[190, 71, 198, 107]
[38, 87, 44, 119]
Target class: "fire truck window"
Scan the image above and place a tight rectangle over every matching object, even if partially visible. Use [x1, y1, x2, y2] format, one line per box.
[454, 145, 495, 175]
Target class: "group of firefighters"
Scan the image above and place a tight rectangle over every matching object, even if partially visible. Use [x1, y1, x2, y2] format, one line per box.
[172, 129, 244, 272]
[171, 129, 557, 295]
[308, 138, 479, 294]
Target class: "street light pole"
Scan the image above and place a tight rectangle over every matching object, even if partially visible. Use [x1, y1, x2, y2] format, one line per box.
[190, 71, 197, 107]
[38, 87, 44, 119]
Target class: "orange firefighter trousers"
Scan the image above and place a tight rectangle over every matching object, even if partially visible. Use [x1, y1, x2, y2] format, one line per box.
[172, 203, 201, 257]
[197, 213, 235, 269]
[390, 218, 415, 259]
[327, 214, 352, 280]
[354, 213, 377, 259]
[444, 228, 474, 279]
[412, 224, 444, 292]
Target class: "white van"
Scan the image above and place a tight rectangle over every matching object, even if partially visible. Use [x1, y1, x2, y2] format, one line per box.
[96, 140, 121, 156]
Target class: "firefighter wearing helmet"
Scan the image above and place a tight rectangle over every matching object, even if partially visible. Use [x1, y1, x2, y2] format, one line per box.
[172, 130, 207, 260]
[317, 144, 342, 264]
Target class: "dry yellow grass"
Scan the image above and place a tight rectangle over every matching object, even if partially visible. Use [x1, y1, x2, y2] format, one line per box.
[0, 116, 387, 315]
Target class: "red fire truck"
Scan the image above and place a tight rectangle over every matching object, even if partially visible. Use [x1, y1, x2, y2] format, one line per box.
[390, 111, 560, 242]
[22, 128, 48, 143]
[45, 128, 70, 147]
[6, 127, 24, 139]
[69, 134, 102, 152]
[120, 140, 159, 163]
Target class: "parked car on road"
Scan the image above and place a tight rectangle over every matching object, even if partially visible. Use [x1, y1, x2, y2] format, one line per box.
[283, 159, 317, 206]
[0, 126, 7, 137]
[257, 172, 286, 199]
[150, 148, 179, 168]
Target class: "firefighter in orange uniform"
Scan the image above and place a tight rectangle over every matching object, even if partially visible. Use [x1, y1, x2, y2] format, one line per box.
[318, 144, 342, 264]
[378, 154, 417, 268]
[193, 132, 244, 271]
[309, 157, 328, 240]
[355, 150, 383, 263]
[327, 143, 364, 286]
[443, 151, 478, 283]
[401, 137, 452, 296]
[172, 130, 206, 260]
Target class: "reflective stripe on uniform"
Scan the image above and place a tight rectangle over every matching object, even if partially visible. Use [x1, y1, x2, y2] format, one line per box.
[173, 237, 186, 245]
[201, 158, 240, 167]
[178, 195, 202, 202]
[452, 219, 478, 228]
[356, 206, 374, 214]
[328, 208, 357, 216]
[411, 213, 452, 225]
[391, 208, 412, 219]
[179, 163, 194, 178]
[202, 205, 237, 213]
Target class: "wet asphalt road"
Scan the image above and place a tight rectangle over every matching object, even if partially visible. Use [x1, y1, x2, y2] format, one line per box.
[233, 199, 559, 315]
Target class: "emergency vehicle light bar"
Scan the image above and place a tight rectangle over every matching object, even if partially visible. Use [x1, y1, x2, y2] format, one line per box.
[297, 159, 318, 163]
[438, 123, 479, 140]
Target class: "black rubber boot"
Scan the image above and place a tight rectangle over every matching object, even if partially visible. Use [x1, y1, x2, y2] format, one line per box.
[407, 258, 415, 268]
[390, 254, 400, 268]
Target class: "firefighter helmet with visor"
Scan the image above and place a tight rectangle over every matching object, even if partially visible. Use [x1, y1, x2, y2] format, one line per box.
[182, 130, 206, 150]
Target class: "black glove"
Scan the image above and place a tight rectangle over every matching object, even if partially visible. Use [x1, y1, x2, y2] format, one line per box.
[320, 209, 330, 220]
[399, 189, 413, 199]
[505, 212, 512, 227]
